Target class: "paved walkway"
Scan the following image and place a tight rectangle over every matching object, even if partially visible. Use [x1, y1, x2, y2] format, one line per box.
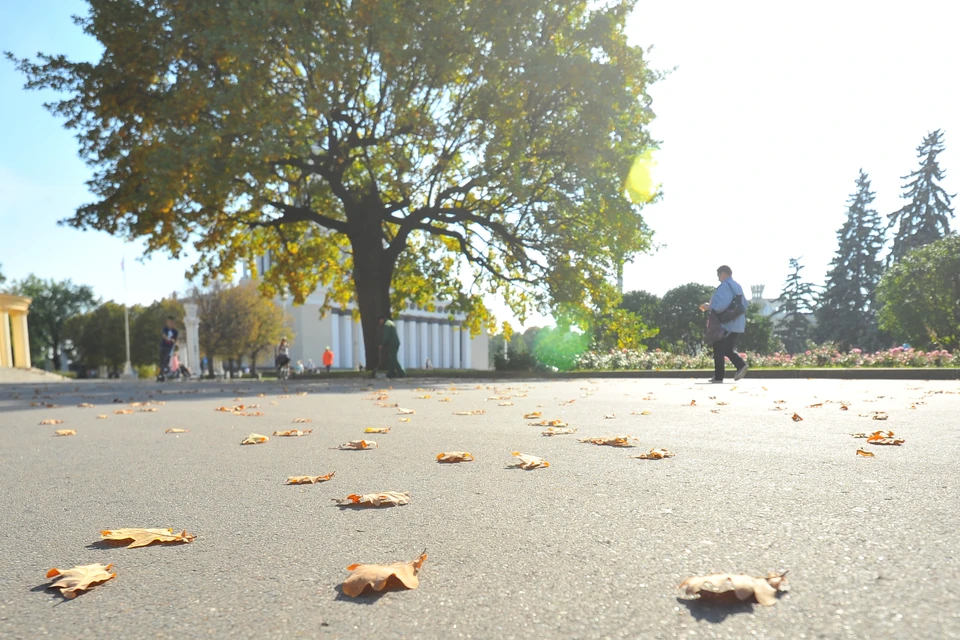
[1, 377, 958, 639]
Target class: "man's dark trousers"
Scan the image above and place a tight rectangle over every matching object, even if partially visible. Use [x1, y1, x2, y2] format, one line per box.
[712, 332, 746, 381]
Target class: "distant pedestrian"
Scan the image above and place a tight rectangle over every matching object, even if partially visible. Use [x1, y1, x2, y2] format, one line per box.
[322, 346, 334, 373]
[376, 315, 405, 378]
[158, 316, 178, 381]
[700, 265, 749, 383]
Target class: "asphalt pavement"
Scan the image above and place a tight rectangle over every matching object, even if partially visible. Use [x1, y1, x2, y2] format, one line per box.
[0, 376, 958, 639]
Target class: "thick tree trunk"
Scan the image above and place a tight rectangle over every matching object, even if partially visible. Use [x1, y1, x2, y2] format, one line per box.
[348, 218, 398, 371]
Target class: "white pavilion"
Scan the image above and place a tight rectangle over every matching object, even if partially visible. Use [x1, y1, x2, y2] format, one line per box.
[241, 254, 490, 371]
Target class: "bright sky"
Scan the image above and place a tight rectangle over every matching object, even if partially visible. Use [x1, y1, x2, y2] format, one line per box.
[2, 1, 958, 326]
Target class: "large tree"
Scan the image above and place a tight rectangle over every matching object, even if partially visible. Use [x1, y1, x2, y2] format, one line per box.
[876, 236, 960, 349]
[9, 275, 98, 368]
[655, 283, 714, 355]
[11, 0, 658, 365]
[65, 301, 128, 371]
[888, 130, 955, 263]
[816, 170, 885, 350]
[227, 282, 289, 374]
[775, 258, 817, 353]
[738, 302, 779, 354]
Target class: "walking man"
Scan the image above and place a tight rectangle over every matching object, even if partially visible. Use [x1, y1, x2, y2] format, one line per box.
[377, 315, 405, 378]
[322, 346, 334, 373]
[158, 316, 178, 382]
[700, 265, 749, 383]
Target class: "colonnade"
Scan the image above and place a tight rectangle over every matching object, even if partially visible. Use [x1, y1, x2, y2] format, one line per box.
[0, 294, 32, 369]
[329, 312, 473, 370]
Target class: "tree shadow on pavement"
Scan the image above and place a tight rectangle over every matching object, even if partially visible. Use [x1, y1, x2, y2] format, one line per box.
[676, 597, 756, 622]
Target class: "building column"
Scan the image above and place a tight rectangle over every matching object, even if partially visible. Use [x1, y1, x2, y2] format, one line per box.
[395, 319, 406, 369]
[462, 328, 473, 370]
[330, 313, 340, 368]
[419, 321, 429, 368]
[0, 310, 12, 368]
[355, 317, 365, 369]
[183, 302, 201, 375]
[340, 314, 354, 369]
[452, 325, 462, 369]
[10, 311, 31, 369]
[405, 320, 418, 369]
[439, 323, 450, 368]
[430, 322, 440, 367]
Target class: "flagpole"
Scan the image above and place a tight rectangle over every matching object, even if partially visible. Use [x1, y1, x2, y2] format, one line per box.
[121, 255, 135, 378]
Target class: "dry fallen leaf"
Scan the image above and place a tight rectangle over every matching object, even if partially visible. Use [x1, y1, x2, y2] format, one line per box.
[510, 451, 549, 469]
[139, 407, 158, 413]
[100, 528, 196, 548]
[334, 491, 410, 506]
[498, 402, 514, 407]
[341, 550, 427, 597]
[77, 403, 95, 408]
[561, 399, 576, 405]
[850, 432, 868, 438]
[534, 419, 568, 427]
[398, 418, 411, 423]
[293, 418, 312, 424]
[542, 427, 578, 436]
[807, 403, 823, 408]
[439, 398, 452, 403]
[96, 414, 108, 419]
[39, 419, 64, 425]
[774, 400, 787, 404]
[397, 407, 416, 415]
[633, 448, 675, 460]
[241, 433, 269, 445]
[603, 413, 616, 419]
[578, 436, 637, 448]
[867, 430, 904, 445]
[364, 427, 391, 434]
[840, 404, 850, 411]
[54, 429, 76, 436]
[436, 452, 475, 463]
[114, 409, 133, 415]
[453, 409, 486, 416]
[415, 395, 432, 399]
[524, 411, 543, 419]
[286, 472, 335, 485]
[165, 428, 189, 434]
[791, 413, 803, 422]
[273, 429, 312, 437]
[856, 448, 875, 457]
[680, 572, 789, 607]
[872, 412, 889, 421]
[46, 563, 116, 599]
[710, 409, 721, 414]
[687, 400, 697, 407]
[333, 440, 378, 450]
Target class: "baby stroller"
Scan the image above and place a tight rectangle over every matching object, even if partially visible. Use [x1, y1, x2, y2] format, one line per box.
[275, 354, 291, 380]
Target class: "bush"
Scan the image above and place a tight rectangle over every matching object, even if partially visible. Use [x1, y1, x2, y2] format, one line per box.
[136, 364, 159, 379]
[575, 343, 958, 370]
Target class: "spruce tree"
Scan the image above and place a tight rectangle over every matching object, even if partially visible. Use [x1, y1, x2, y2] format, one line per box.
[776, 258, 817, 353]
[815, 170, 885, 350]
[888, 130, 955, 262]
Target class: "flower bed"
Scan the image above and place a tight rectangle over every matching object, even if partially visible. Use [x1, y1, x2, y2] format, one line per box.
[575, 344, 958, 370]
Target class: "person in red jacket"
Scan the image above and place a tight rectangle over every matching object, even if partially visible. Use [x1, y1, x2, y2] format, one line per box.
[322, 346, 334, 373]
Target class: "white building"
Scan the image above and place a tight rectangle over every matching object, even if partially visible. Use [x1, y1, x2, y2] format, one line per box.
[241, 256, 490, 371]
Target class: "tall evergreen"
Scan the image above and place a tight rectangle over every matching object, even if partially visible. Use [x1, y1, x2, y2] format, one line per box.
[888, 130, 955, 262]
[815, 170, 885, 350]
[776, 258, 817, 353]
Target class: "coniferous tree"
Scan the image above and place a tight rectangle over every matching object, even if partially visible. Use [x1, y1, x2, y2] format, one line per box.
[815, 170, 885, 350]
[888, 130, 955, 262]
[775, 258, 817, 353]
